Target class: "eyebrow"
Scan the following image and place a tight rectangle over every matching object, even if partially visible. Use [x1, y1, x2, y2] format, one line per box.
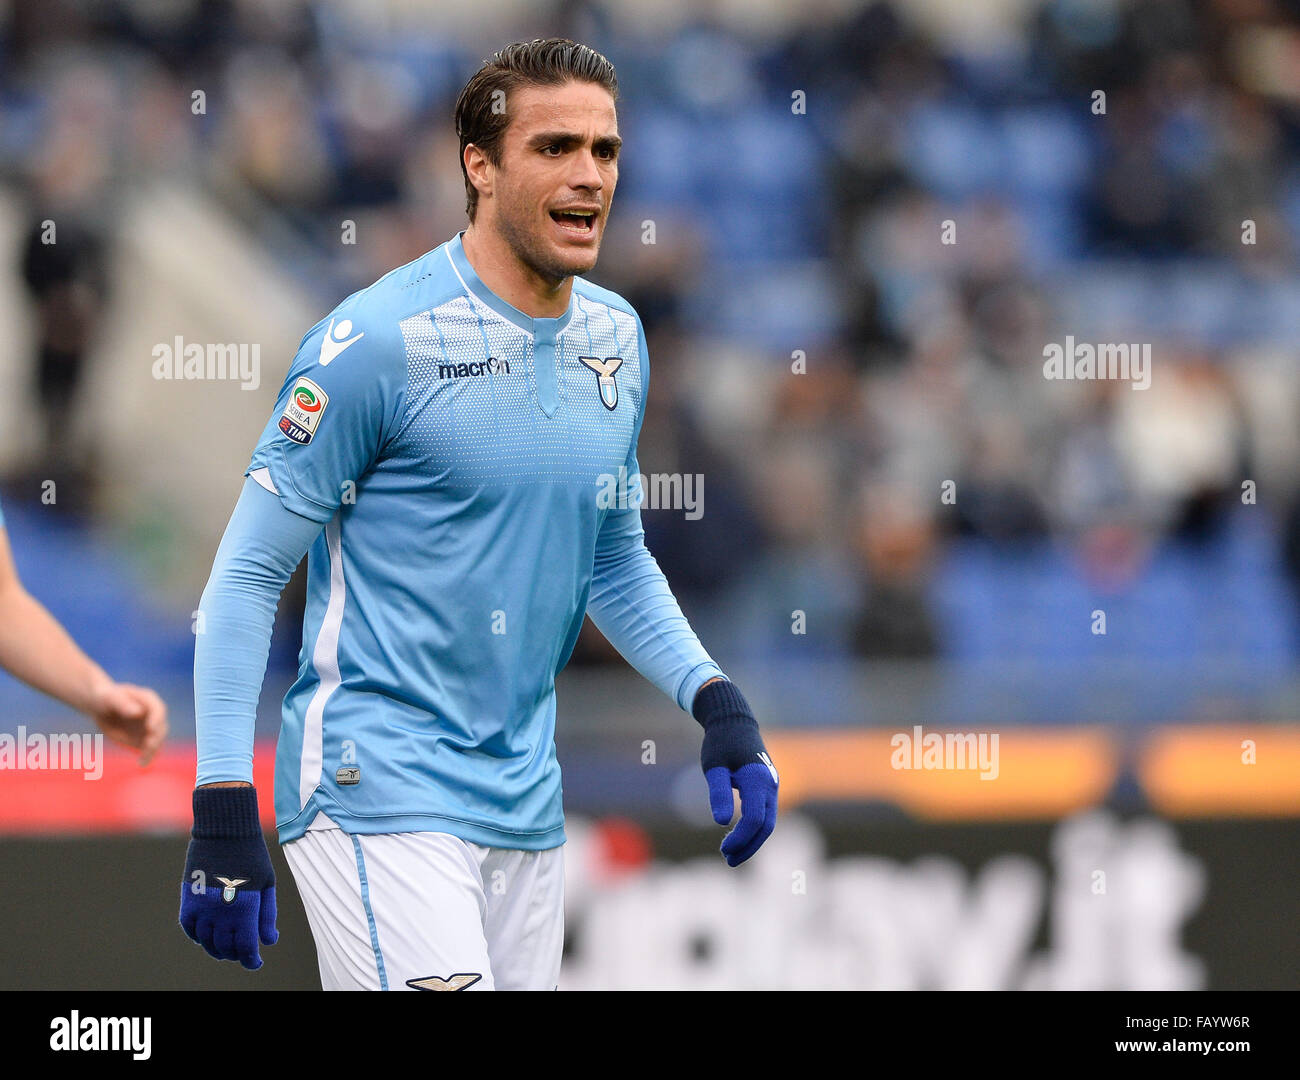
[528, 131, 622, 153]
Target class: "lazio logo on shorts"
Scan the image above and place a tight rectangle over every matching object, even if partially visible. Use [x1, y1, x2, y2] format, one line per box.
[578, 355, 623, 410]
[279, 377, 329, 444]
[407, 973, 482, 991]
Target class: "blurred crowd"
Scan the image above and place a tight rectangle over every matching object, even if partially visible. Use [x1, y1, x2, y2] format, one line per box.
[2, 0, 1300, 692]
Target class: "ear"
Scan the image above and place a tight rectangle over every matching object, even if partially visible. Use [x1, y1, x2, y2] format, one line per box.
[463, 143, 493, 206]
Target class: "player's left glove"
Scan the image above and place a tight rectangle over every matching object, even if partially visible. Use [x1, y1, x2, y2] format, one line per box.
[693, 680, 778, 866]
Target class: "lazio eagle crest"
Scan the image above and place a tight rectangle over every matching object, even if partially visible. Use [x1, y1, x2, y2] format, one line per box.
[578, 355, 623, 410]
[216, 876, 248, 903]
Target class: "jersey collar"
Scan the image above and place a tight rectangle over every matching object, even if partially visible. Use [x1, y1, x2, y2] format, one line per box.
[446, 231, 575, 337]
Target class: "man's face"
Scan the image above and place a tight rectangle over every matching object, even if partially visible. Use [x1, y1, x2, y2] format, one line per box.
[481, 79, 619, 283]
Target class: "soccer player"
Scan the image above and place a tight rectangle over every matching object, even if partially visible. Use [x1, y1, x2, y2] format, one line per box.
[180, 38, 778, 990]
[0, 497, 168, 761]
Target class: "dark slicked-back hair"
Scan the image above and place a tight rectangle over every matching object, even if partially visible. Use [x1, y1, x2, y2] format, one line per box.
[453, 38, 619, 221]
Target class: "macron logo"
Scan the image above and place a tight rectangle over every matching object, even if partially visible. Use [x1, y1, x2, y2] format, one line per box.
[319, 318, 364, 366]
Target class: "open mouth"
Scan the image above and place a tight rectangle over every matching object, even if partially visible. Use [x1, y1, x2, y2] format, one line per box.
[550, 209, 597, 236]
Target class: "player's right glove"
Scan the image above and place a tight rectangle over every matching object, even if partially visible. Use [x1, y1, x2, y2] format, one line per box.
[179, 785, 278, 970]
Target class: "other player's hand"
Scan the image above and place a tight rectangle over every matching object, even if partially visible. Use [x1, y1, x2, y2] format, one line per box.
[88, 679, 168, 765]
[693, 680, 779, 867]
[179, 785, 279, 970]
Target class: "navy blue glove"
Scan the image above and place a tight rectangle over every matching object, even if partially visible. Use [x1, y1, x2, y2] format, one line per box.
[179, 786, 278, 970]
[693, 680, 778, 866]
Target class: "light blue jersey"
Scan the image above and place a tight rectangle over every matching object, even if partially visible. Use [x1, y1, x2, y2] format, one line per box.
[234, 232, 722, 847]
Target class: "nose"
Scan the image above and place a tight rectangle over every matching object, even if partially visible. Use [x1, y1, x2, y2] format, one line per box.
[569, 148, 603, 193]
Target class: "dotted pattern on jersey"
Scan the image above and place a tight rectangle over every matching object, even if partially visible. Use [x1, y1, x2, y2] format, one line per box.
[395, 289, 641, 488]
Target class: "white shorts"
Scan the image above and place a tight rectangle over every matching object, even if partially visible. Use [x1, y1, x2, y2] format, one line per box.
[283, 819, 564, 991]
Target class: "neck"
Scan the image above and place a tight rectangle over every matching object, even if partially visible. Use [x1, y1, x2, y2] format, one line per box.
[461, 221, 572, 320]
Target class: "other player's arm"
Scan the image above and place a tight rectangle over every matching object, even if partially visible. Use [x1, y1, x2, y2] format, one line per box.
[0, 521, 167, 763]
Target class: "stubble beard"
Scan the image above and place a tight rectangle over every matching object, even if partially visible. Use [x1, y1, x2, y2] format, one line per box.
[495, 196, 599, 286]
